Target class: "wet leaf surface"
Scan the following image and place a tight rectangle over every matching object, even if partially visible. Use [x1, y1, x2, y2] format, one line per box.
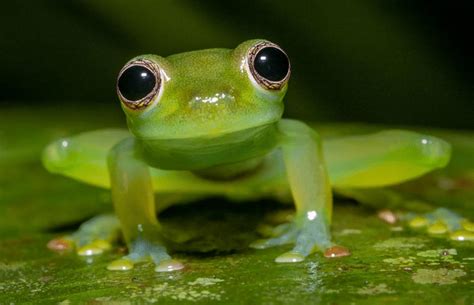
[1, 107, 472, 304]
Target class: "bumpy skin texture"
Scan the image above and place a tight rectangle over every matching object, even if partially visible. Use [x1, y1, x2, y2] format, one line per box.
[43, 39, 452, 271]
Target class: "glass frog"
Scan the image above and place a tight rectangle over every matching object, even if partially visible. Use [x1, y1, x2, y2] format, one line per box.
[42, 39, 463, 272]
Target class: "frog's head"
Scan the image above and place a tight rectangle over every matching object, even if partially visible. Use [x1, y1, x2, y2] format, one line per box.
[116, 39, 290, 140]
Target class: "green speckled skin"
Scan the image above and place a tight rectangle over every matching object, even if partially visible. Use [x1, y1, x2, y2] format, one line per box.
[42, 39, 452, 272]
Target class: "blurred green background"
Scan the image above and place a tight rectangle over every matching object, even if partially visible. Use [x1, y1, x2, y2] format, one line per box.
[1, 0, 473, 128]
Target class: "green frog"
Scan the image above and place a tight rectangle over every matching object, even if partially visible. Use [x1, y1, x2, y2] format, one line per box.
[43, 39, 467, 273]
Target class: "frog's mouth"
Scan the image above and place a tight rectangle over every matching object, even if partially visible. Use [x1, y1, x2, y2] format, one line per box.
[127, 100, 284, 141]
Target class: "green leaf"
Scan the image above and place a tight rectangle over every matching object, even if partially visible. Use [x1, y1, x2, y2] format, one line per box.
[1, 107, 472, 304]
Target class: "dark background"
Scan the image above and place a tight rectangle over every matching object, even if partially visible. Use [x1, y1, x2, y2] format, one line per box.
[1, 0, 473, 129]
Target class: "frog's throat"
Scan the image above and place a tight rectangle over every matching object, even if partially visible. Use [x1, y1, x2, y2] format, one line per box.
[138, 123, 280, 171]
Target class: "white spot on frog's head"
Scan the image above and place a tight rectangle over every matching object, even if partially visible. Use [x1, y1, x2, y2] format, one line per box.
[307, 211, 317, 220]
[61, 140, 69, 148]
[191, 93, 235, 105]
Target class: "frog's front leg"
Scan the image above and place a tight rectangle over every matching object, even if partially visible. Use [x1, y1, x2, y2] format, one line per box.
[107, 138, 183, 272]
[251, 119, 349, 262]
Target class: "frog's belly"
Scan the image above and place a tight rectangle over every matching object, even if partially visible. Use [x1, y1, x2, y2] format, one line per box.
[150, 149, 292, 211]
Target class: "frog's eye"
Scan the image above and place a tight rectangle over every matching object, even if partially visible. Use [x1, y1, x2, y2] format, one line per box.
[248, 41, 290, 90]
[117, 59, 162, 110]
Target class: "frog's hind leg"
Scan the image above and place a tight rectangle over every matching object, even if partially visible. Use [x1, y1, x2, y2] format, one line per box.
[324, 129, 474, 240]
[42, 128, 131, 189]
[48, 214, 121, 255]
[338, 188, 474, 241]
[325, 129, 451, 188]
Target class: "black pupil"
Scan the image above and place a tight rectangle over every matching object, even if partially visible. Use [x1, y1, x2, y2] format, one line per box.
[253, 47, 289, 82]
[118, 65, 156, 101]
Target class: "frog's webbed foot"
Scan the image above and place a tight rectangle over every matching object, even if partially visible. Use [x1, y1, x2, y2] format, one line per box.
[250, 214, 350, 262]
[107, 236, 183, 272]
[262, 120, 351, 263]
[47, 214, 120, 256]
[402, 208, 474, 241]
[47, 215, 183, 272]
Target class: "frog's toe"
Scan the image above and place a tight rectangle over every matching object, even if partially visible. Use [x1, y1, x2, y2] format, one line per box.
[47, 236, 74, 252]
[404, 208, 473, 241]
[274, 245, 350, 263]
[108, 257, 185, 272]
[450, 230, 474, 241]
[426, 221, 448, 235]
[275, 251, 305, 263]
[107, 258, 135, 271]
[408, 216, 429, 228]
[108, 237, 184, 272]
[107, 256, 185, 273]
[155, 259, 184, 272]
[77, 240, 112, 256]
[323, 245, 351, 258]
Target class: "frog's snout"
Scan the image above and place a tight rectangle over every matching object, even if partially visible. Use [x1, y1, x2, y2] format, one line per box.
[42, 138, 72, 173]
